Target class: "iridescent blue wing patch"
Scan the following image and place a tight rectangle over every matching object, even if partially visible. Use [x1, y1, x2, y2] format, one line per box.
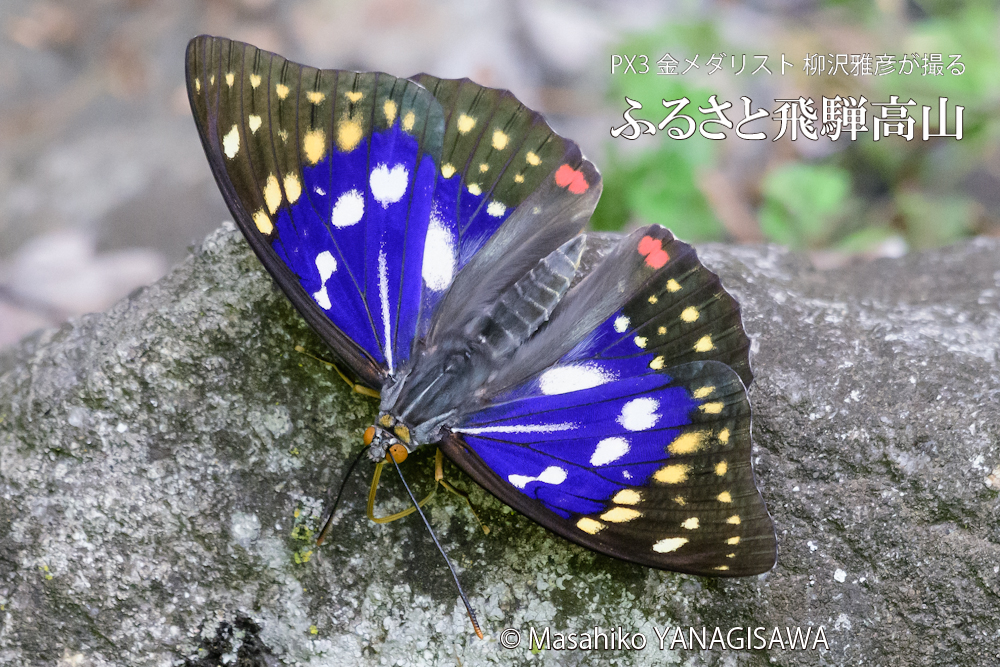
[441, 227, 776, 576]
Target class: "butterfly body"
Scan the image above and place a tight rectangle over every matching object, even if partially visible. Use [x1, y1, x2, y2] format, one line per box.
[186, 35, 777, 577]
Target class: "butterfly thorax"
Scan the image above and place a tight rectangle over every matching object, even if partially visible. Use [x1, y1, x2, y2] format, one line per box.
[366, 236, 587, 462]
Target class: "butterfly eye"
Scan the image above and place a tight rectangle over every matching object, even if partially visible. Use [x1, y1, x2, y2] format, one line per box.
[363, 426, 376, 446]
[386, 443, 408, 464]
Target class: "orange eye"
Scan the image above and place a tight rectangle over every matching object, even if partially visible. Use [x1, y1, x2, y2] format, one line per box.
[386, 443, 408, 464]
[363, 426, 376, 446]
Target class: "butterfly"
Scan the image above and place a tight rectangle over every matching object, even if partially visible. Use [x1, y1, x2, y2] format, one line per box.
[185, 35, 777, 580]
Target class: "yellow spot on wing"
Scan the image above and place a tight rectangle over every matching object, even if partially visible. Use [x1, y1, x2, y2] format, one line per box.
[715, 460, 728, 476]
[634, 336, 647, 349]
[492, 129, 509, 150]
[526, 151, 541, 166]
[248, 114, 262, 134]
[402, 111, 415, 131]
[700, 402, 724, 415]
[276, 83, 290, 99]
[283, 173, 302, 204]
[222, 124, 240, 159]
[514, 174, 524, 183]
[681, 517, 700, 530]
[337, 119, 363, 152]
[648, 295, 658, 304]
[654, 464, 690, 485]
[717, 491, 732, 503]
[613, 489, 641, 505]
[278, 129, 289, 142]
[457, 113, 476, 134]
[727, 536, 740, 545]
[263, 174, 282, 214]
[576, 518, 604, 534]
[601, 507, 642, 523]
[658, 326, 667, 335]
[653, 537, 688, 553]
[253, 210, 273, 234]
[694, 335, 714, 352]
[649, 356, 664, 370]
[668, 431, 705, 455]
[694, 386, 715, 399]
[209, 74, 215, 85]
[666, 279, 682, 292]
[225, 72, 235, 87]
[681, 306, 700, 322]
[714, 565, 730, 571]
[441, 163, 456, 178]
[673, 495, 686, 505]
[718, 428, 730, 444]
[345, 91, 363, 103]
[194, 77, 201, 92]
[249, 73, 261, 88]
[303, 128, 326, 165]
[467, 183, 482, 196]
[383, 99, 397, 125]
[479, 163, 489, 173]
[727, 515, 741, 525]
[306, 91, 326, 104]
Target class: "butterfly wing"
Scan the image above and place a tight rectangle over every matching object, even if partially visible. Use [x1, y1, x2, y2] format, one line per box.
[186, 35, 446, 387]
[187, 36, 601, 387]
[440, 226, 775, 576]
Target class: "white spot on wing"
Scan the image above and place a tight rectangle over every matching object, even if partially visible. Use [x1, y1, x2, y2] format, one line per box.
[454, 422, 577, 435]
[614, 315, 629, 333]
[508, 466, 567, 490]
[618, 397, 660, 431]
[538, 364, 616, 395]
[331, 189, 364, 228]
[369, 163, 409, 208]
[315, 186, 326, 196]
[378, 247, 393, 372]
[311, 251, 337, 310]
[222, 125, 240, 159]
[422, 213, 455, 292]
[590, 437, 630, 466]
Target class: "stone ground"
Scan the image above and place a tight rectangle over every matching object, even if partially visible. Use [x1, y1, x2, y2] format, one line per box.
[1, 226, 997, 666]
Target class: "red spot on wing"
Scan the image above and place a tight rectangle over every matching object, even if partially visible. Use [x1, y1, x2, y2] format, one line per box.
[637, 235, 670, 269]
[554, 164, 589, 194]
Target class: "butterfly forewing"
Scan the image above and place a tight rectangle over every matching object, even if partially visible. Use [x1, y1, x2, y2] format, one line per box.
[187, 36, 446, 385]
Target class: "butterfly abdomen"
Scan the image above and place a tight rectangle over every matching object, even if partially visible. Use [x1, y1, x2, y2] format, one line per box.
[475, 235, 586, 359]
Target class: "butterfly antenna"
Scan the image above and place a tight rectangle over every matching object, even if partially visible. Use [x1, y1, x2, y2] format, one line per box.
[387, 452, 484, 640]
[316, 446, 368, 546]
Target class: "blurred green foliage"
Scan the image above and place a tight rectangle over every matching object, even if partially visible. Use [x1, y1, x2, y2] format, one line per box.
[597, 2, 1000, 253]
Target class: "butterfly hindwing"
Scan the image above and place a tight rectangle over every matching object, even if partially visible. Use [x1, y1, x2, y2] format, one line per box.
[441, 228, 775, 576]
[412, 75, 602, 347]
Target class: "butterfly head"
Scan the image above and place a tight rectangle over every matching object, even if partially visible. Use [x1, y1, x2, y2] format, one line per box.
[364, 413, 413, 463]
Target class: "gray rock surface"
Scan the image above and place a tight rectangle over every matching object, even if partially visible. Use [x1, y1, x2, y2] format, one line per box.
[1, 226, 999, 666]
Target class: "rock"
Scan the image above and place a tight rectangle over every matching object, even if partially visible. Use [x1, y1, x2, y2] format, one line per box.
[1, 226, 998, 666]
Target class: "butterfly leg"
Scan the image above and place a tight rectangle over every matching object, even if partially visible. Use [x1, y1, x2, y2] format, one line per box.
[433, 449, 490, 535]
[366, 459, 438, 523]
[294, 345, 380, 398]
